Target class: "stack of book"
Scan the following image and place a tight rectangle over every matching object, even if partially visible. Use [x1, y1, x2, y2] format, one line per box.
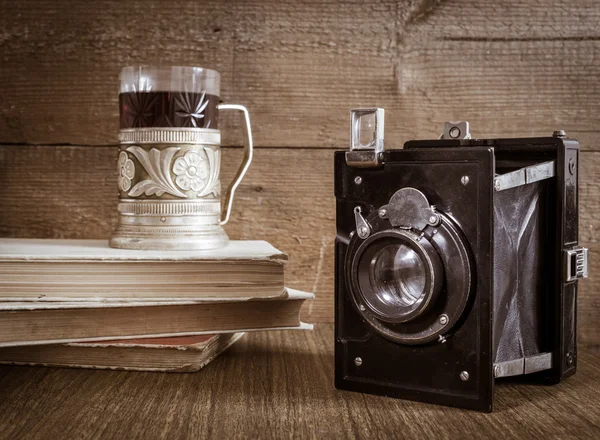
[0, 239, 313, 372]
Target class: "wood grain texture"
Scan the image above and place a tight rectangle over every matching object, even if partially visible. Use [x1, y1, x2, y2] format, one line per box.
[0, 1, 598, 340]
[1, 145, 598, 346]
[1, 0, 600, 148]
[0, 325, 598, 439]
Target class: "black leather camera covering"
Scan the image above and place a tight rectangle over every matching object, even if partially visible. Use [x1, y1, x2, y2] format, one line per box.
[334, 147, 495, 412]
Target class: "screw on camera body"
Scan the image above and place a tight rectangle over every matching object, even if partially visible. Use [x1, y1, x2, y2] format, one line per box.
[449, 127, 461, 139]
[553, 130, 567, 138]
[439, 314, 448, 326]
[566, 352, 574, 367]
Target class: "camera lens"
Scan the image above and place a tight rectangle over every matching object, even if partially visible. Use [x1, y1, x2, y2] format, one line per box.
[368, 244, 427, 308]
[351, 229, 444, 324]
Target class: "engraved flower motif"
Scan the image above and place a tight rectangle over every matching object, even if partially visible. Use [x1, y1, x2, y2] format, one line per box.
[118, 151, 135, 191]
[174, 91, 209, 128]
[173, 150, 209, 191]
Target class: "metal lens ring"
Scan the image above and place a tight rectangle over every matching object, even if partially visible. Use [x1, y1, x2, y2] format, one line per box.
[345, 210, 472, 345]
[352, 229, 443, 323]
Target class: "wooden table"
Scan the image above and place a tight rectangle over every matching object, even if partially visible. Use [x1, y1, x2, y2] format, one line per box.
[1, 325, 599, 439]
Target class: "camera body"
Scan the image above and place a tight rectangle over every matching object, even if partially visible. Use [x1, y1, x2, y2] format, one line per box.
[334, 109, 588, 412]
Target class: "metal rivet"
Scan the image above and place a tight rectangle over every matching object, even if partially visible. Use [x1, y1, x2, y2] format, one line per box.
[461, 175, 470, 186]
[460, 371, 470, 381]
[349, 231, 355, 238]
[378, 208, 387, 218]
[358, 226, 368, 237]
[354, 176, 362, 185]
[566, 352, 574, 366]
[494, 179, 501, 191]
[449, 127, 461, 138]
[438, 335, 447, 344]
[160, 217, 166, 222]
[432, 229, 438, 235]
[428, 215, 437, 224]
[354, 357, 363, 367]
[439, 314, 448, 326]
[359, 304, 366, 312]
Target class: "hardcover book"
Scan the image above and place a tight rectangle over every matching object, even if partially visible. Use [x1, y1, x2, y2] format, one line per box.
[0, 239, 286, 301]
[0, 333, 245, 372]
[0, 288, 313, 347]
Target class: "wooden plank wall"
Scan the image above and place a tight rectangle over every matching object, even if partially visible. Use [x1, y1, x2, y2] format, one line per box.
[0, 0, 598, 344]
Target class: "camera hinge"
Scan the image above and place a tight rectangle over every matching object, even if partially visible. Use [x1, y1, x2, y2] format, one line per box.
[565, 246, 589, 282]
[346, 108, 384, 168]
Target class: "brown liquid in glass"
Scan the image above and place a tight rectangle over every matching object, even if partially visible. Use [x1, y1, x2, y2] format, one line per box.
[119, 91, 219, 129]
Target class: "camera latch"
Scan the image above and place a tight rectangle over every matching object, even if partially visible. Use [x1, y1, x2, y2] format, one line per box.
[565, 246, 589, 282]
[353, 206, 371, 239]
[346, 108, 384, 168]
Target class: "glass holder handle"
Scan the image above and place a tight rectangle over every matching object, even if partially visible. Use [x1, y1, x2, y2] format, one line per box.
[217, 104, 253, 225]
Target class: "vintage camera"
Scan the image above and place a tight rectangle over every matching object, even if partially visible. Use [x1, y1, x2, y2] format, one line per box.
[334, 108, 588, 412]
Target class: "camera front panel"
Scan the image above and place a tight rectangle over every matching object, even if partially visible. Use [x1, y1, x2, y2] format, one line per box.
[334, 147, 495, 412]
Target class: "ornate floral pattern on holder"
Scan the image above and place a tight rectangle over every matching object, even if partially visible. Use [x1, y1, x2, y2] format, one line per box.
[173, 150, 209, 191]
[118, 147, 220, 200]
[118, 151, 135, 191]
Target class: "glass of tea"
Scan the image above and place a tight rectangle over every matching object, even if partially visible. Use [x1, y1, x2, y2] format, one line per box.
[110, 66, 253, 250]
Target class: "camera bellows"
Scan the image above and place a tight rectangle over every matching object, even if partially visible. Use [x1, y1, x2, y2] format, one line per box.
[493, 182, 546, 364]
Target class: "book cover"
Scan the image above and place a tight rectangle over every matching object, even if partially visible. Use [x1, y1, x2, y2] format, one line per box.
[0, 333, 246, 372]
[0, 288, 314, 347]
